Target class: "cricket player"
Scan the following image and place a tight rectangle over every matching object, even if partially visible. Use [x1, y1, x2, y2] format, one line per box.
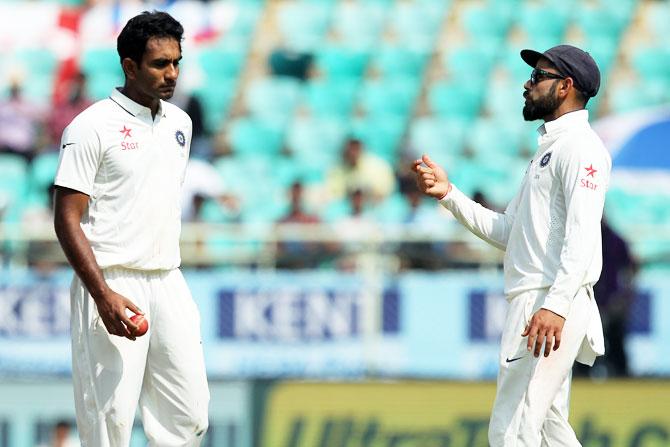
[412, 45, 610, 446]
[53, 11, 209, 446]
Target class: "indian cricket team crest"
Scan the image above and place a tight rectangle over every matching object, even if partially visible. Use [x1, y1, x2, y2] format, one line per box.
[540, 151, 552, 167]
[175, 130, 186, 147]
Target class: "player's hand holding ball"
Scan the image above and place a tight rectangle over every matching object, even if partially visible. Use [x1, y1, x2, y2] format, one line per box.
[411, 154, 452, 199]
[130, 314, 149, 337]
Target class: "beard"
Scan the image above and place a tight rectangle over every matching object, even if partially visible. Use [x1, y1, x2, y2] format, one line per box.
[523, 82, 560, 121]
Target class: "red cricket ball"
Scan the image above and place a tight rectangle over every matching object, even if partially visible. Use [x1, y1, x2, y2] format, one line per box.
[130, 314, 149, 337]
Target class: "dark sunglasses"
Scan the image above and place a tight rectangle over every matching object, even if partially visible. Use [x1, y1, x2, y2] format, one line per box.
[530, 68, 566, 85]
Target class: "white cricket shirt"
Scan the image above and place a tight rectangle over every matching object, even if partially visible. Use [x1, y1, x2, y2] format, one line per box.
[440, 110, 611, 318]
[55, 88, 192, 270]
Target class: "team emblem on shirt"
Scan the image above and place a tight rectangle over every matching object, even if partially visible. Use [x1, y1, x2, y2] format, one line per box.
[175, 130, 186, 147]
[540, 152, 552, 167]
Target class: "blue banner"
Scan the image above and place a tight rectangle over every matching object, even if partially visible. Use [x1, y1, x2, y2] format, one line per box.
[0, 269, 668, 378]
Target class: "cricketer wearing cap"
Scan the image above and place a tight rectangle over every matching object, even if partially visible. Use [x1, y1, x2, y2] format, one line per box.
[53, 11, 209, 447]
[412, 45, 611, 446]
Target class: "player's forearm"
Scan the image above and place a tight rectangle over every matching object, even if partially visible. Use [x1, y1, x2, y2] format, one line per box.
[439, 185, 510, 250]
[54, 210, 110, 300]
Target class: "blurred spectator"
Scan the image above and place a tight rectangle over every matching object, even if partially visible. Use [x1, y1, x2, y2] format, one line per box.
[595, 218, 637, 377]
[332, 188, 379, 270]
[170, 86, 211, 158]
[275, 180, 328, 269]
[575, 217, 637, 378]
[37, 420, 78, 447]
[0, 81, 45, 162]
[325, 137, 395, 204]
[45, 72, 92, 150]
[181, 158, 239, 222]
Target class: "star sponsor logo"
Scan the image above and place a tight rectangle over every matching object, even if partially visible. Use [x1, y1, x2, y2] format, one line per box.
[580, 163, 599, 190]
[119, 125, 132, 140]
[584, 164, 597, 177]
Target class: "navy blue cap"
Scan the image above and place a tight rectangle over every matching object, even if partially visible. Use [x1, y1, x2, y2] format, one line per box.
[520, 45, 601, 98]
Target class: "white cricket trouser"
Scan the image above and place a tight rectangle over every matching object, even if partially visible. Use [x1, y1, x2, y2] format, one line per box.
[70, 267, 210, 447]
[488, 286, 593, 447]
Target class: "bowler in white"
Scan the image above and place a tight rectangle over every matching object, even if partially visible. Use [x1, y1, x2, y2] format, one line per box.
[53, 11, 209, 447]
[412, 45, 611, 446]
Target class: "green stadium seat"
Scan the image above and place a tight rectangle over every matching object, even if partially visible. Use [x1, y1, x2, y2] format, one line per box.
[351, 114, 407, 163]
[428, 81, 484, 121]
[0, 154, 28, 223]
[466, 117, 523, 160]
[573, 5, 626, 41]
[608, 80, 670, 114]
[408, 116, 469, 165]
[314, 46, 370, 80]
[631, 47, 670, 84]
[197, 46, 246, 79]
[277, 1, 332, 51]
[301, 79, 359, 118]
[245, 77, 301, 124]
[387, 1, 449, 48]
[227, 117, 285, 156]
[332, 2, 387, 49]
[461, 3, 511, 44]
[81, 47, 122, 77]
[516, 4, 569, 42]
[370, 45, 430, 79]
[443, 45, 498, 83]
[193, 77, 238, 134]
[357, 77, 420, 118]
[286, 116, 348, 163]
[26, 152, 60, 207]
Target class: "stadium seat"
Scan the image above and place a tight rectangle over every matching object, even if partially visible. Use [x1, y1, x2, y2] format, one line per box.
[26, 152, 60, 207]
[516, 3, 569, 43]
[301, 79, 359, 118]
[357, 77, 420, 118]
[351, 113, 407, 163]
[245, 77, 302, 124]
[314, 46, 370, 80]
[443, 45, 498, 84]
[387, 1, 449, 48]
[370, 45, 430, 79]
[428, 81, 484, 121]
[227, 116, 285, 156]
[193, 78, 238, 134]
[286, 116, 348, 165]
[332, 1, 387, 49]
[0, 154, 28, 222]
[277, 1, 332, 51]
[461, 3, 511, 45]
[197, 46, 246, 79]
[408, 116, 468, 164]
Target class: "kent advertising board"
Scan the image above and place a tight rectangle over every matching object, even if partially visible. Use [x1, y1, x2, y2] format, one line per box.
[0, 269, 667, 378]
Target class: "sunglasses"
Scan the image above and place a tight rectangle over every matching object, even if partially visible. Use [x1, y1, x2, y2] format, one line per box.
[530, 68, 566, 85]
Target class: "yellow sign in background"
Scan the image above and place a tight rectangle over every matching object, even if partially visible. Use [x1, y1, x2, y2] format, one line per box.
[262, 380, 670, 447]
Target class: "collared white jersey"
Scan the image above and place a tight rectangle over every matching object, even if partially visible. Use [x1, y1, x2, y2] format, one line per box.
[440, 110, 611, 318]
[55, 88, 192, 270]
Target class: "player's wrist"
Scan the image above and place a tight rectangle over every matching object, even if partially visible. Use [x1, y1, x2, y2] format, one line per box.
[437, 183, 452, 200]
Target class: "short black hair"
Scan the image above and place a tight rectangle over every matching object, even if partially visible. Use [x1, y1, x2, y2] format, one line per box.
[117, 11, 183, 66]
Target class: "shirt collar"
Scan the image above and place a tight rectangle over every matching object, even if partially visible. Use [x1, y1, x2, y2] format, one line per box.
[109, 88, 167, 119]
[537, 109, 589, 136]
